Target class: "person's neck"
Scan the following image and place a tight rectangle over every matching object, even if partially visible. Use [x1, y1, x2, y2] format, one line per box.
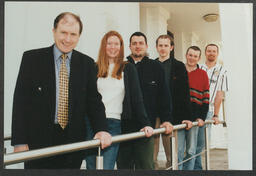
[131, 55, 144, 62]
[185, 64, 197, 72]
[108, 58, 115, 64]
[158, 55, 170, 62]
[205, 60, 217, 69]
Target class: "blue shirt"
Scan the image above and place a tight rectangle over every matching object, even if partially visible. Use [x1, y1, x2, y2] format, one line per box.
[53, 45, 72, 124]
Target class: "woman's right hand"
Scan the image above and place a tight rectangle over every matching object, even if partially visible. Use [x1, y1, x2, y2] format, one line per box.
[140, 126, 154, 137]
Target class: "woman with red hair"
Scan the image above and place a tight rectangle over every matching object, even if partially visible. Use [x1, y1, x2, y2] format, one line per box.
[84, 31, 153, 169]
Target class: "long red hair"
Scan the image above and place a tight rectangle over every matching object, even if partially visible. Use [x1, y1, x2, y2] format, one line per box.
[96, 31, 126, 80]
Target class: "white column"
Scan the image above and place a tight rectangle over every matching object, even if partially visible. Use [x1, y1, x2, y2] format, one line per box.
[173, 31, 184, 62]
[174, 32, 199, 63]
[219, 3, 252, 170]
[140, 5, 170, 59]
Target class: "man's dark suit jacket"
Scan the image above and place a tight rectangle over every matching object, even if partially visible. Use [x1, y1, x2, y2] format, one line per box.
[11, 45, 108, 150]
[156, 57, 192, 125]
[169, 57, 192, 124]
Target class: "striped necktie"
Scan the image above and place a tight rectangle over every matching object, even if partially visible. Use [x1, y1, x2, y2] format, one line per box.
[57, 54, 69, 129]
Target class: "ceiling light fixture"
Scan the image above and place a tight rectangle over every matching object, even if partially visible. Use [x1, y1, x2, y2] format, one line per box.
[203, 13, 219, 22]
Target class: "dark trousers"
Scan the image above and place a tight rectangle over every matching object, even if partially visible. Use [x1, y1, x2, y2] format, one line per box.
[24, 124, 83, 169]
[117, 137, 155, 170]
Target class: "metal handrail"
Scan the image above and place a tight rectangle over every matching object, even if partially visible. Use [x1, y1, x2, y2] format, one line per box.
[3, 120, 218, 141]
[4, 134, 11, 141]
[4, 120, 224, 166]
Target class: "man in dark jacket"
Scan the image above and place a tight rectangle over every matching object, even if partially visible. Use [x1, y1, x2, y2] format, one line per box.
[117, 32, 173, 169]
[11, 12, 111, 169]
[155, 35, 193, 169]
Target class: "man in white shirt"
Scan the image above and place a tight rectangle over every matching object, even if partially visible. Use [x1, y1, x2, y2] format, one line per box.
[195, 44, 228, 170]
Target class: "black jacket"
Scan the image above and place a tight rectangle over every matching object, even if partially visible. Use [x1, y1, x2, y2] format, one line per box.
[156, 57, 192, 124]
[127, 56, 173, 127]
[11, 45, 108, 149]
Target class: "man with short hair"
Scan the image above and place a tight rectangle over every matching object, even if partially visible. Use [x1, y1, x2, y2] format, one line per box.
[11, 12, 111, 169]
[194, 44, 228, 170]
[181, 46, 209, 170]
[117, 32, 173, 169]
[154, 34, 192, 168]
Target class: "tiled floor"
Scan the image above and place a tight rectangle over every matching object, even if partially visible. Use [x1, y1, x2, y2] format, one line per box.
[155, 148, 229, 170]
[202, 148, 229, 170]
[81, 148, 228, 170]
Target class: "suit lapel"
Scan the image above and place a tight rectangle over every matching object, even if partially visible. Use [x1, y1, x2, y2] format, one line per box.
[68, 50, 81, 123]
[44, 46, 56, 123]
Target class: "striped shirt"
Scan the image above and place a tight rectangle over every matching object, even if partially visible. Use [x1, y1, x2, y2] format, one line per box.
[199, 63, 228, 112]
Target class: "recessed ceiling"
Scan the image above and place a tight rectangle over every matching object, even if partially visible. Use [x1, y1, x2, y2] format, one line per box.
[141, 3, 221, 44]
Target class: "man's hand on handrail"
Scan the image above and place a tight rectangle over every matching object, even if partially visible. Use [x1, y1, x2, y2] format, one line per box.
[93, 131, 112, 149]
[182, 120, 193, 130]
[14, 144, 29, 153]
[196, 118, 204, 127]
[212, 116, 220, 125]
[160, 121, 173, 134]
[140, 126, 153, 137]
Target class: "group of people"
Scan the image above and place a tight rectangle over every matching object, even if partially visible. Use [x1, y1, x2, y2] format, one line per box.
[11, 12, 228, 170]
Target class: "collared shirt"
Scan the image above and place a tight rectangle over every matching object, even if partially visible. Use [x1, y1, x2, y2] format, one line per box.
[53, 44, 72, 124]
[199, 63, 228, 111]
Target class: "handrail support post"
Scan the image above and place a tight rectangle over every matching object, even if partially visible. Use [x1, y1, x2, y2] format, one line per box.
[171, 130, 178, 170]
[96, 146, 103, 169]
[205, 126, 210, 170]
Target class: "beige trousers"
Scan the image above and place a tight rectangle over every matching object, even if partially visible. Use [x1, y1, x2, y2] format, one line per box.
[153, 117, 171, 163]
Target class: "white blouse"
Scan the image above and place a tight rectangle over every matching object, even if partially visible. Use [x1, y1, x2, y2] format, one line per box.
[97, 63, 125, 120]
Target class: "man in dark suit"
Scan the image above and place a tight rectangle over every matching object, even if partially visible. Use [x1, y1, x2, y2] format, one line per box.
[11, 12, 111, 169]
[155, 34, 193, 169]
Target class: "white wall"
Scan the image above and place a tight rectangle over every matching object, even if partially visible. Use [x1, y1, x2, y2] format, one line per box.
[219, 3, 253, 170]
[4, 2, 140, 168]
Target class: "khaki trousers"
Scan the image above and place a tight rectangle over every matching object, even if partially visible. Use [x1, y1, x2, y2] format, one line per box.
[153, 117, 171, 164]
